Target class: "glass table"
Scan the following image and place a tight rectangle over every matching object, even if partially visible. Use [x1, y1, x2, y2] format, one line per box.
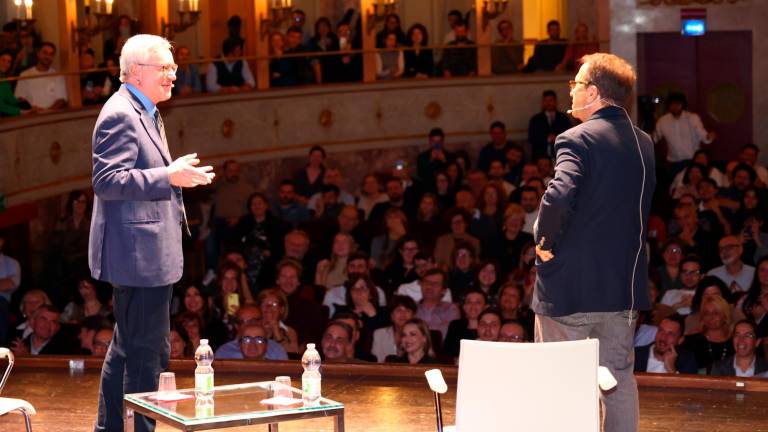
[124, 381, 344, 431]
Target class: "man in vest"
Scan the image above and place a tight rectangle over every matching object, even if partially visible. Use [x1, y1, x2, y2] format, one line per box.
[205, 38, 255, 93]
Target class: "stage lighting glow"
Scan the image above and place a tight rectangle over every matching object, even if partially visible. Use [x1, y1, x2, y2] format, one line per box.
[682, 19, 706, 36]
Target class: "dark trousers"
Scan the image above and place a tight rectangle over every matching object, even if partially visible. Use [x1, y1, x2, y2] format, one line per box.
[95, 285, 172, 432]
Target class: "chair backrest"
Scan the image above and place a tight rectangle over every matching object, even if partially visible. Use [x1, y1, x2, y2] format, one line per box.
[455, 339, 600, 432]
[0, 347, 13, 394]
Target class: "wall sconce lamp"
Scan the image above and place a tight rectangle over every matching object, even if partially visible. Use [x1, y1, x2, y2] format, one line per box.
[480, 0, 508, 31]
[162, 0, 202, 40]
[366, 0, 396, 35]
[260, 0, 294, 40]
[71, 0, 119, 48]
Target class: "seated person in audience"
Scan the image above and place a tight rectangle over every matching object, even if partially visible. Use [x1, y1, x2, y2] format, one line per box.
[555, 22, 598, 72]
[682, 296, 736, 373]
[0, 50, 31, 117]
[91, 327, 114, 357]
[274, 258, 326, 345]
[661, 255, 702, 315]
[280, 230, 318, 286]
[60, 275, 111, 324]
[257, 288, 299, 354]
[315, 205, 368, 257]
[311, 185, 345, 221]
[173, 45, 202, 96]
[417, 128, 453, 185]
[442, 10, 463, 44]
[635, 314, 698, 375]
[376, 14, 407, 48]
[671, 201, 720, 270]
[488, 160, 516, 197]
[293, 146, 327, 203]
[324, 252, 387, 316]
[78, 315, 113, 355]
[206, 38, 255, 93]
[682, 277, 733, 335]
[333, 311, 377, 362]
[99, 56, 122, 100]
[475, 261, 501, 301]
[522, 20, 567, 72]
[315, 232, 356, 289]
[333, 273, 389, 339]
[527, 90, 572, 161]
[670, 164, 706, 200]
[741, 257, 768, 338]
[177, 282, 228, 349]
[446, 240, 479, 300]
[376, 33, 404, 80]
[416, 269, 461, 341]
[369, 206, 408, 267]
[371, 295, 418, 362]
[79, 49, 106, 105]
[410, 193, 442, 254]
[478, 121, 514, 173]
[274, 180, 311, 226]
[739, 211, 768, 266]
[215, 262, 252, 340]
[307, 167, 355, 215]
[404, 24, 434, 78]
[283, 26, 316, 85]
[444, 289, 486, 357]
[382, 236, 421, 294]
[11, 305, 70, 355]
[708, 235, 756, 294]
[738, 143, 768, 188]
[174, 312, 207, 353]
[503, 144, 526, 186]
[335, 20, 362, 82]
[10, 290, 52, 342]
[719, 163, 761, 206]
[442, 21, 476, 77]
[386, 318, 439, 365]
[14, 42, 68, 111]
[434, 208, 481, 268]
[395, 253, 452, 303]
[307, 17, 340, 84]
[497, 282, 534, 338]
[476, 308, 503, 342]
[357, 175, 389, 221]
[320, 320, 357, 363]
[170, 325, 192, 359]
[498, 204, 534, 276]
[214, 304, 287, 360]
[269, 31, 296, 87]
[492, 19, 524, 75]
[498, 320, 527, 343]
[711, 320, 768, 377]
[238, 324, 271, 361]
[519, 186, 541, 235]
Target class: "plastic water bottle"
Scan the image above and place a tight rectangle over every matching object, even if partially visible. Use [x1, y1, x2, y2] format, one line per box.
[194, 339, 214, 397]
[301, 343, 321, 405]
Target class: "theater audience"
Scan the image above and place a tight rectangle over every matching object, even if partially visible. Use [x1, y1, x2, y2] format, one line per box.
[320, 320, 356, 363]
[442, 22, 477, 77]
[635, 314, 698, 374]
[444, 289, 486, 357]
[376, 32, 403, 80]
[522, 20, 567, 72]
[492, 20, 523, 75]
[498, 320, 527, 343]
[708, 235, 755, 294]
[386, 318, 438, 364]
[173, 45, 202, 96]
[404, 24, 433, 78]
[214, 303, 288, 360]
[60, 276, 111, 324]
[11, 305, 69, 355]
[660, 255, 701, 315]
[415, 269, 460, 341]
[238, 324, 270, 360]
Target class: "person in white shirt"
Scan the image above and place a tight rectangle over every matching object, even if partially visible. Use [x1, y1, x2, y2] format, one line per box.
[394, 253, 452, 303]
[634, 315, 698, 374]
[371, 295, 417, 362]
[653, 92, 715, 175]
[519, 186, 540, 234]
[14, 42, 68, 111]
[708, 236, 756, 293]
[661, 256, 702, 315]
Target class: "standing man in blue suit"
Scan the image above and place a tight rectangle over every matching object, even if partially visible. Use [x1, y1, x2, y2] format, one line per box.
[533, 53, 656, 432]
[89, 34, 215, 432]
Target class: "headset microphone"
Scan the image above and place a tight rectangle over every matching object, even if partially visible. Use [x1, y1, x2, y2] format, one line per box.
[566, 98, 602, 114]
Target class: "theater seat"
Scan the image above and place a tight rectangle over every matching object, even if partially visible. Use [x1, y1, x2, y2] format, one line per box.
[0, 348, 35, 432]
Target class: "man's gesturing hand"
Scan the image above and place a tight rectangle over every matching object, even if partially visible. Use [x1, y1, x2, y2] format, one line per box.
[168, 153, 215, 188]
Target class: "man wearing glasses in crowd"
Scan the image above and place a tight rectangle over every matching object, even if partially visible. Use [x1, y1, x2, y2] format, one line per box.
[89, 34, 215, 432]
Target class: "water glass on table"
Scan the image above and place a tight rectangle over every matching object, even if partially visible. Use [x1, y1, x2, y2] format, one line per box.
[158, 372, 177, 395]
[275, 376, 293, 399]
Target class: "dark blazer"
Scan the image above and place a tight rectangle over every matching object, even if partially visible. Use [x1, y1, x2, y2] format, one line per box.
[527, 110, 572, 161]
[711, 355, 768, 377]
[634, 344, 698, 375]
[89, 85, 185, 287]
[533, 106, 656, 317]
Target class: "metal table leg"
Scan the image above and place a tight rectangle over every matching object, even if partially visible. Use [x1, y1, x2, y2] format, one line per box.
[334, 412, 345, 432]
[268, 422, 279, 432]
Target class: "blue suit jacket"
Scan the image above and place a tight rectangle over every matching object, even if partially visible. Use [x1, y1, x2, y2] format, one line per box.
[533, 106, 656, 317]
[88, 85, 184, 287]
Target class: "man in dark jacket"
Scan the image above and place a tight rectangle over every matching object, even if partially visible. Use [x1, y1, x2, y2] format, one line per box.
[533, 53, 656, 432]
[711, 320, 768, 377]
[11, 304, 70, 355]
[634, 315, 697, 374]
[527, 90, 572, 161]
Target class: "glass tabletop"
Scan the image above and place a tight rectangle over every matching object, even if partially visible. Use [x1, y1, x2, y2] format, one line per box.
[125, 381, 343, 427]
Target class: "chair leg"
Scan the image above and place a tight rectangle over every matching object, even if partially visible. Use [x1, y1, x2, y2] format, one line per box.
[23, 411, 33, 432]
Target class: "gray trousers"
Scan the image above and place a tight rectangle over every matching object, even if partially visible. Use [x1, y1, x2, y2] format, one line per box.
[535, 311, 638, 432]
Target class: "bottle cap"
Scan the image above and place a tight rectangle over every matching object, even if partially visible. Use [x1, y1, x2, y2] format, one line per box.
[200, 339, 209, 345]
[307, 343, 315, 350]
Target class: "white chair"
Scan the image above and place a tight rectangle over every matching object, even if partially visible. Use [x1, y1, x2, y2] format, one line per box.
[426, 339, 615, 432]
[0, 347, 35, 432]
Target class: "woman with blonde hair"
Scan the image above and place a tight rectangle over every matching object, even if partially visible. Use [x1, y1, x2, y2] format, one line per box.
[257, 288, 299, 354]
[682, 295, 735, 373]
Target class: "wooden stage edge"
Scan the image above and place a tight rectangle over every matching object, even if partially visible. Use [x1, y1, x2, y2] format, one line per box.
[13, 355, 768, 393]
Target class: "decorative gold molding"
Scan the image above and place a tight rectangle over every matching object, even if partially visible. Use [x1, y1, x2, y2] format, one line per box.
[319, 109, 335, 128]
[424, 102, 442, 120]
[49, 141, 62, 165]
[221, 119, 234, 138]
[638, 0, 744, 5]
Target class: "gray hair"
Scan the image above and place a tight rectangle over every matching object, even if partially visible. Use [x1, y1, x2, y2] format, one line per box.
[119, 34, 173, 83]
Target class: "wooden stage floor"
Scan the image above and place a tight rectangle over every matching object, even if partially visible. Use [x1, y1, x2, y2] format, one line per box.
[2, 359, 768, 432]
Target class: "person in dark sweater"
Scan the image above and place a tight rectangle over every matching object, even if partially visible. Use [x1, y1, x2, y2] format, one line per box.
[527, 89, 572, 161]
[206, 38, 255, 93]
[385, 318, 440, 364]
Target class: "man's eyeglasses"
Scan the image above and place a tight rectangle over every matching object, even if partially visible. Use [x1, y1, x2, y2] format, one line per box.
[569, 80, 593, 90]
[137, 63, 178, 75]
[240, 336, 267, 345]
